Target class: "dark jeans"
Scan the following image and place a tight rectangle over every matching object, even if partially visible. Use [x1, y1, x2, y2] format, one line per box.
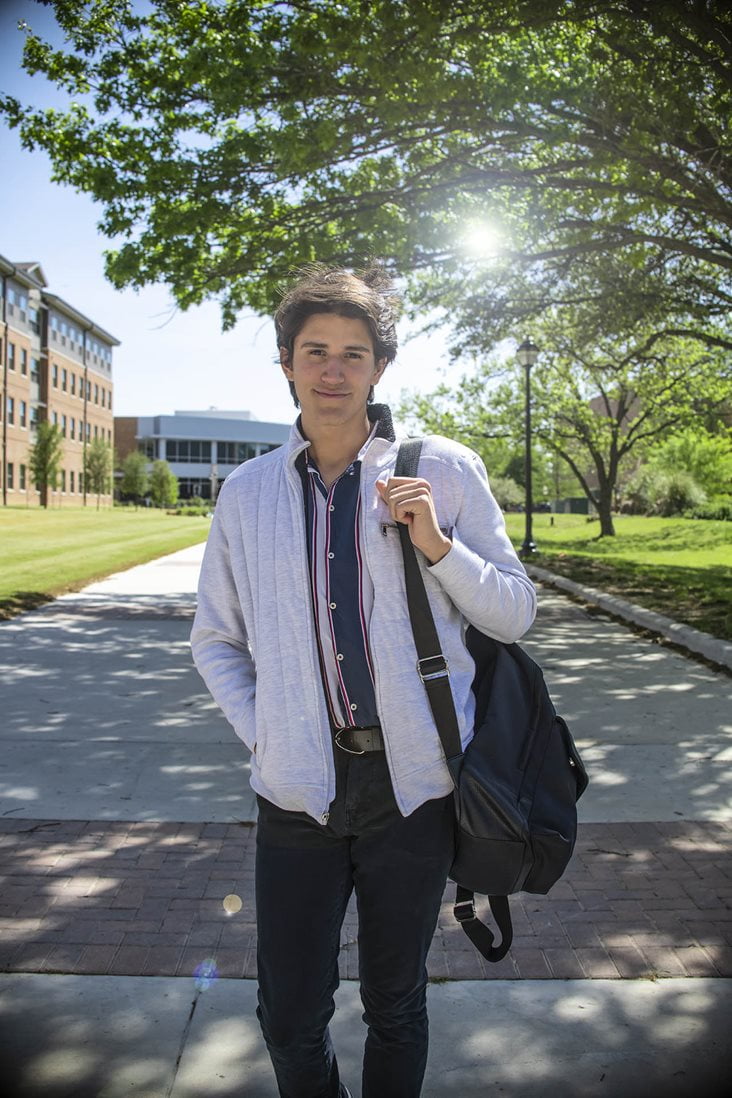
[255, 747, 455, 1098]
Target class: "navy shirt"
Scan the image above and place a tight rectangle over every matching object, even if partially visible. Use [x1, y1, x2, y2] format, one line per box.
[304, 442, 380, 730]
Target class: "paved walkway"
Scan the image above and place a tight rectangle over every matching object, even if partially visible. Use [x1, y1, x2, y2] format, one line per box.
[1, 543, 731, 1096]
[1, 818, 729, 983]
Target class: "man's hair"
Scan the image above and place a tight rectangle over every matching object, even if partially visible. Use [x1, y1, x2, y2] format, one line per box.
[275, 264, 400, 406]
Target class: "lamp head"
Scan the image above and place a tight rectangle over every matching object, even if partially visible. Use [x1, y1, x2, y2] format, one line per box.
[516, 337, 540, 368]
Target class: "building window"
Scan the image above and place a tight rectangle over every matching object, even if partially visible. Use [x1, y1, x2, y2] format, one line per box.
[217, 441, 259, 465]
[20, 349, 28, 375]
[52, 363, 58, 387]
[7, 462, 13, 490]
[62, 368, 67, 391]
[70, 373, 76, 397]
[94, 383, 99, 404]
[30, 406, 38, 429]
[31, 358, 40, 383]
[165, 439, 213, 464]
[61, 469, 66, 492]
[177, 477, 214, 501]
[70, 469, 75, 493]
[19, 401, 27, 428]
[7, 396, 14, 425]
[8, 343, 15, 371]
[52, 411, 58, 426]
[70, 417, 75, 440]
[94, 424, 98, 439]
[29, 307, 40, 335]
[62, 414, 67, 437]
[19, 464, 26, 491]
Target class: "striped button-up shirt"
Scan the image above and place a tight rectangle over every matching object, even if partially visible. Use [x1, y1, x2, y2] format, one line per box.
[303, 430, 380, 730]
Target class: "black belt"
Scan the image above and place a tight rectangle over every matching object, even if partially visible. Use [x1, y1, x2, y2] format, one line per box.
[334, 726, 384, 754]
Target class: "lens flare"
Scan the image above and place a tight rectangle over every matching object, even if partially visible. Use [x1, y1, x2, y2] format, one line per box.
[193, 957, 218, 991]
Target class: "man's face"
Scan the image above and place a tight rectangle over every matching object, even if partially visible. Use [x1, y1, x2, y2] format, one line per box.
[280, 313, 387, 432]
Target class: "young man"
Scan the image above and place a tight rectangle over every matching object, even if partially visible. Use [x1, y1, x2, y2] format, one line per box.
[190, 265, 536, 1098]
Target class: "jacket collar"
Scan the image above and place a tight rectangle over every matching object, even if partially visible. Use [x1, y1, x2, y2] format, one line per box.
[287, 403, 396, 470]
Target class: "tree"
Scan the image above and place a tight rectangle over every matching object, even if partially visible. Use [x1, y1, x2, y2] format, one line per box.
[149, 460, 179, 508]
[1, 0, 729, 348]
[400, 325, 729, 536]
[119, 449, 149, 504]
[28, 421, 63, 508]
[642, 426, 732, 499]
[84, 436, 112, 509]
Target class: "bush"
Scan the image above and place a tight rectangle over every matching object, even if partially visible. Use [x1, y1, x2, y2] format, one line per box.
[170, 505, 211, 517]
[622, 466, 706, 516]
[490, 475, 524, 510]
[684, 497, 732, 521]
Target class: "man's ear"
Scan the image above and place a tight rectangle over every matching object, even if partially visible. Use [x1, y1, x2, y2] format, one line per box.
[373, 357, 388, 385]
[279, 347, 293, 378]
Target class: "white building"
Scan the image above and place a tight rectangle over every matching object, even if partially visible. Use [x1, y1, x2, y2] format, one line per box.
[115, 409, 290, 500]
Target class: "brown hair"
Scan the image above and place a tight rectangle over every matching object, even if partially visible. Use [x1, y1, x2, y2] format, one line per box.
[275, 264, 400, 406]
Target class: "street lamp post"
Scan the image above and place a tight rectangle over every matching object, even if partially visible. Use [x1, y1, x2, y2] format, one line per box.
[516, 337, 540, 557]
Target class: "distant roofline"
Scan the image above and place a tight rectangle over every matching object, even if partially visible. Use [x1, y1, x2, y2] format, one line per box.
[0, 253, 47, 291]
[42, 291, 121, 346]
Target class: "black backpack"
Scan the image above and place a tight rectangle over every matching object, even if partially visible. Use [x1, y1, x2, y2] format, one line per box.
[395, 440, 588, 962]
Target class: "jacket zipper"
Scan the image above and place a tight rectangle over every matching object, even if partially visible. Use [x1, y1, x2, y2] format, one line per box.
[287, 458, 336, 824]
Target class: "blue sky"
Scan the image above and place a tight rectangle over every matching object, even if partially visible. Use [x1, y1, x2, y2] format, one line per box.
[0, 0, 459, 425]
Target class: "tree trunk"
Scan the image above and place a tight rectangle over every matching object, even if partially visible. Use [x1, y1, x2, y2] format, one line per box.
[596, 491, 615, 536]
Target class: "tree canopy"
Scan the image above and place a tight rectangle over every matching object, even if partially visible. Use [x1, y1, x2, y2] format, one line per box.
[3, 0, 730, 348]
[28, 420, 63, 507]
[400, 316, 728, 535]
[84, 436, 112, 508]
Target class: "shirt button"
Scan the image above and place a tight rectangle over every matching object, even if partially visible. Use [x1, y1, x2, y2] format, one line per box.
[329, 602, 336, 610]
[336, 653, 344, 661]
[350, 703, 358, 711]
[328, 552, 334, 559]
[329, 505, 335, 512]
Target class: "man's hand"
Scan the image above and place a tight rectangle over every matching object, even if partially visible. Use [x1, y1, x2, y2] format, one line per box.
[376, 477, 452, 565]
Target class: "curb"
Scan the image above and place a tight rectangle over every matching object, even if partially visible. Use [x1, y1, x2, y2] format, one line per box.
[526, 563, 732, 673]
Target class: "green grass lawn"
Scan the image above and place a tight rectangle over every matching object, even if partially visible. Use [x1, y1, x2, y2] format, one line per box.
[0, 506, 211, 618]
[504, 513, 732, 642]
[2, 506, 729, 642]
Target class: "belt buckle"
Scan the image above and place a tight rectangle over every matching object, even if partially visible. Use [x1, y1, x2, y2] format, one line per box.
[334, 727, 366, 756]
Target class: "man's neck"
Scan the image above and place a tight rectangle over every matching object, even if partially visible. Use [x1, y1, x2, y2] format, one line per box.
[302, 411, 374, 488]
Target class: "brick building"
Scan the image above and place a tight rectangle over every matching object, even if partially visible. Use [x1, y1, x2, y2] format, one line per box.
[1, 253, 119, 506]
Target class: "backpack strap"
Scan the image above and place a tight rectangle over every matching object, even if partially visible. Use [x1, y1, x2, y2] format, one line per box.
[394, 439, 513, 963]
[394, 439, 462, 774]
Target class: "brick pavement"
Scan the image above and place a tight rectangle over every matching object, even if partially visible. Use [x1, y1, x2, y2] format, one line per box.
[0, 818, 730, 982]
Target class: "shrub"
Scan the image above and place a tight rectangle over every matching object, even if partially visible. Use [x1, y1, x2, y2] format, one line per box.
[684, 497, 732, 521]
[489, 475, 524, 510]
[623, 467, 706, 516]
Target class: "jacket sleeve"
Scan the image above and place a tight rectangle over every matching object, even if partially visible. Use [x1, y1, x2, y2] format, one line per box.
[190, 501, 257, 751]
[427, 450, 537, 643]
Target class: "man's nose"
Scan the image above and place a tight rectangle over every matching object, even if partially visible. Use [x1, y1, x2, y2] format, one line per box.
[321, 355, 345, 379]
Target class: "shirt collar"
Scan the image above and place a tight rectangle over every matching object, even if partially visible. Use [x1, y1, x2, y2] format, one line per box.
[294, 403, 395, 449]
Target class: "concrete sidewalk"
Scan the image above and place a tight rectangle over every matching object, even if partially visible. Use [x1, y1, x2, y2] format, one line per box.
[1, 543, 731, 1096]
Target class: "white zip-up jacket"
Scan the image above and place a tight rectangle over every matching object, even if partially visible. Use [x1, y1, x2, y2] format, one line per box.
[190, 409, 536, 822]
